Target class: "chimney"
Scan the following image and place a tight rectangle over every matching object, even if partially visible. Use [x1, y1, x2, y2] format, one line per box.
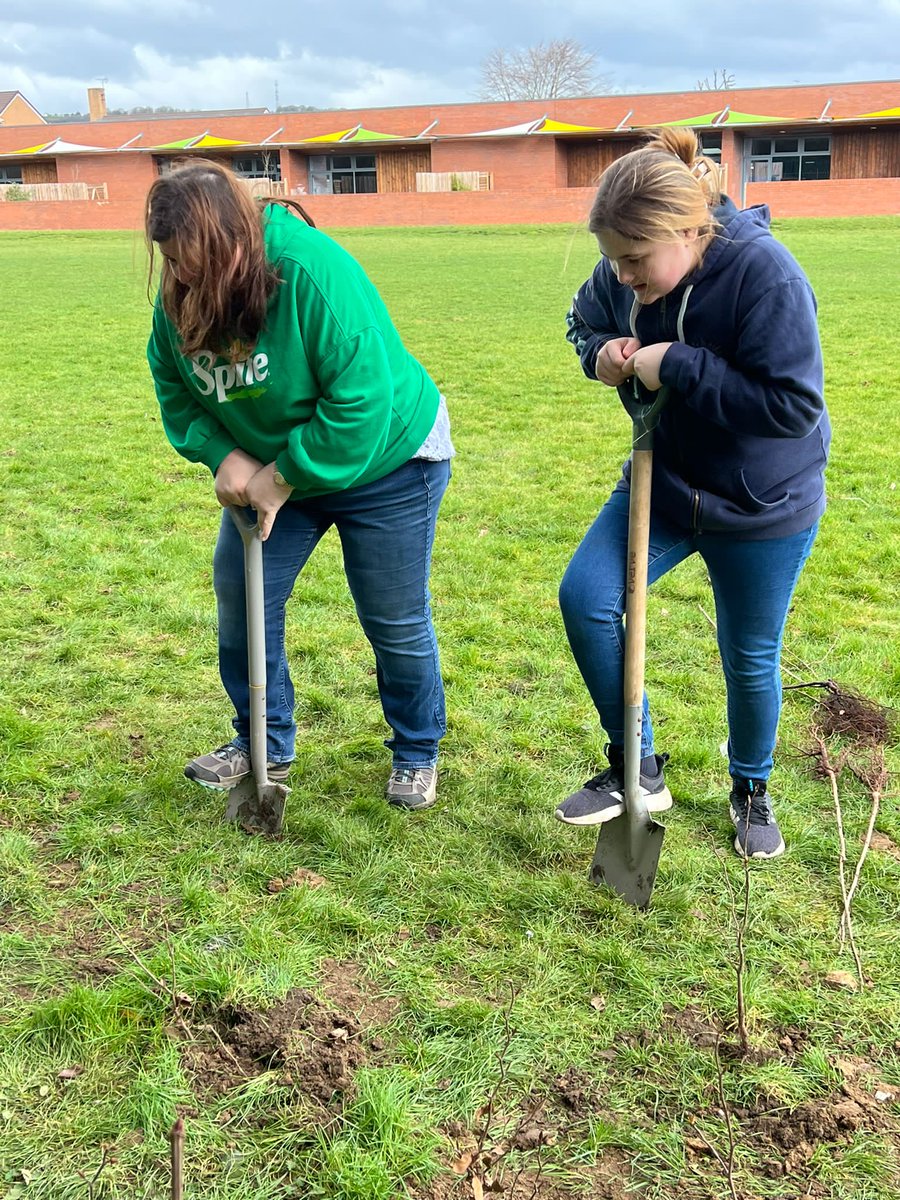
[87, 87, 108, 121]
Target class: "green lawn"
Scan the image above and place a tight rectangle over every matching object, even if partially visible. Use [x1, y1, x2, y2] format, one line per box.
[0, 217, 898, 1200]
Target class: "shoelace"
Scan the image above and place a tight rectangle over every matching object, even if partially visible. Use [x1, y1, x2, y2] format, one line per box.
[393, 769, 419, 785]
[586, 753, 665, 792]
[585, 766, 623, 791]
[737, 790, 773, 825]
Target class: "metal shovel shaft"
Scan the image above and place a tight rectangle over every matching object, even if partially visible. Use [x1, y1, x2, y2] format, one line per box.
[590, 396, 667, 908]
[223, 506, 289, 835]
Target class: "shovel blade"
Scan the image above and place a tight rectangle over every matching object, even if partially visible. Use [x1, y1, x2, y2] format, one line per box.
[589, 814, 666, 910]
[223, 779, 289, 836]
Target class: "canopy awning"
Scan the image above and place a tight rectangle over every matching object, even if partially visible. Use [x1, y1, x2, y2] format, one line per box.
[150, 132, 252, 150]
[647, 108, 797, 128]
[9, 137, 108, 155]
[300, 125, 406, 144]
[843, 106, 900, 120]
[453, 115, 612, 138]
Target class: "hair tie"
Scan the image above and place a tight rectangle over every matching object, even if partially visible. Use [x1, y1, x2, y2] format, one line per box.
[691, 159, 711, 179]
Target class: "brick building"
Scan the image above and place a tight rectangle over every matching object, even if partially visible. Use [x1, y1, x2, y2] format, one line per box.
[0, 80, 897, 230]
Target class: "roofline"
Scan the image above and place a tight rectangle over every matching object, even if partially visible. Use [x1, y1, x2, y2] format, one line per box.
[200, 76, 896, 117]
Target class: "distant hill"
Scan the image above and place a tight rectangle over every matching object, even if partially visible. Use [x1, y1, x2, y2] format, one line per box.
[44, 104, 323, 123]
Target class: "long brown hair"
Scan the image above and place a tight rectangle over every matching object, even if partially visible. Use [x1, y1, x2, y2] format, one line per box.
[145, 158, 315, 359]
[589, 128, 723, 246]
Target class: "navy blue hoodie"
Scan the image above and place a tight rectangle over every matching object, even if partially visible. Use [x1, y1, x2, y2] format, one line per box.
[566, 199, 830, 539]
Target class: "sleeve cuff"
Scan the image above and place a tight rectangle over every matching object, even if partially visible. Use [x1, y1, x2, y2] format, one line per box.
[274, 452, 301, 489]
[199, 434, 241, 477]
[660, 342, 698, 391]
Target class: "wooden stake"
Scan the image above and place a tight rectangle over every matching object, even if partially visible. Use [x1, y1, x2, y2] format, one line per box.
[170, 1116, 184, 1200]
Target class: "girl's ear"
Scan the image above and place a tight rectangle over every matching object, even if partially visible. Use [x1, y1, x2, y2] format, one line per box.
[681, 227, 701, 244]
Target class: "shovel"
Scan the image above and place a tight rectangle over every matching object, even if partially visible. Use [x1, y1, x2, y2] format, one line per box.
[590, 388, 668, 908]
[222, 505, 290, 836]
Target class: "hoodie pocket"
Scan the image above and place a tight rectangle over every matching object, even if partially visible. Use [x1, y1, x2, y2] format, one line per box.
[733, 469, 790, 513]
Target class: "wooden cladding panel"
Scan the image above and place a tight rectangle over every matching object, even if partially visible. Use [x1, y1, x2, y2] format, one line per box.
[831, 128, 900, 179]
[566, 139, 643, 188]
[377, 147, 432, 193]
[22, 160, 59, 184]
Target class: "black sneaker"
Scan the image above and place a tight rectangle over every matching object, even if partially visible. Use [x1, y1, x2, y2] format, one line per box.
[730, 778, 785, 859]
[184, 743, 292, 790]
[555, 746, 672, 827]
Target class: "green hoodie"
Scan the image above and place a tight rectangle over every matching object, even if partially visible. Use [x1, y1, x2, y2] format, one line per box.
[147, 204, 441, 499]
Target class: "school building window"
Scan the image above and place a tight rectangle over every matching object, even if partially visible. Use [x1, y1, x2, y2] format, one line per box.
[747, 135, 831, 182]
[698, 133, 722, 161]
[232, 154, 281, 181]
[0, 165, 24, 183]
[308, 154, 378, 195]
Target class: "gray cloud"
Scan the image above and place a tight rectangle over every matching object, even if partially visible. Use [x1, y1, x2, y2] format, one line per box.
[1, 0, 897, 116]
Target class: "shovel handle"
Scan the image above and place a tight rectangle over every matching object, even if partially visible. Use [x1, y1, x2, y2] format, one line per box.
[228, 504, 260, 544]
[228, 506, 269, 787]
[622, 389, 668, 823]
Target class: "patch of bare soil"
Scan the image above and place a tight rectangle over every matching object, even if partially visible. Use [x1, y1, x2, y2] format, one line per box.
[662, 1002, 723, 1050]
[177, 959, 398, 1107]
[412, 1151, 633, 1200]
[744, 1075, 897, 1182]
[415, 1063, 634, 1200]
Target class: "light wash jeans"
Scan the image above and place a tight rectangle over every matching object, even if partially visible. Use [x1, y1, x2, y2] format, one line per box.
[214, 458, 450, 768]
[559, 489, 818, 782]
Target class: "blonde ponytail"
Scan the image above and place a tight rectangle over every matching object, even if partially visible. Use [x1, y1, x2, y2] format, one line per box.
[588, 126, 724, 244]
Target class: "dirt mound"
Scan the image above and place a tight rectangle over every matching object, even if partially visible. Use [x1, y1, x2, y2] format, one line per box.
[747, 1090, 887, 1179]
[178, 959, 396, 1105]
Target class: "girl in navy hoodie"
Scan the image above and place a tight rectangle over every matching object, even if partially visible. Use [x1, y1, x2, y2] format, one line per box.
[555, 128, 829, 859]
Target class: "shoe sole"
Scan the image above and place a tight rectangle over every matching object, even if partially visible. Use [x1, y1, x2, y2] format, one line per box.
[555, 787, 673, 827]
[387, 794, 437, 811]
[732, 834, 785, 859]
[730, 805, 785, 858]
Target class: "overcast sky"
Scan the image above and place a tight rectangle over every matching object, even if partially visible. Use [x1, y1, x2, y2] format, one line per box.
[2, 0, 898, 116]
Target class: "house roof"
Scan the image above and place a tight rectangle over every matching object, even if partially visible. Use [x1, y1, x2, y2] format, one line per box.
[0, 90, 44, 118]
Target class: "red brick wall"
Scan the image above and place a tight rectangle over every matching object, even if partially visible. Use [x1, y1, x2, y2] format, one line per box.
[745, 177, 900, 216]
[1, 80, 897, 229]
[0, 200, 145, 230]
[54, 151, 156, 201]
[2, 178, 897, 232]
[431, 135, 560, 190]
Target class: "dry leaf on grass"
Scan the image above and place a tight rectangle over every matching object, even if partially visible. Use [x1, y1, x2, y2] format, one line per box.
[871, 833, 900, 860]
[452, 1151, 474, 1175]
[823, 970, 859, 991]
[266, 867, 327, 894]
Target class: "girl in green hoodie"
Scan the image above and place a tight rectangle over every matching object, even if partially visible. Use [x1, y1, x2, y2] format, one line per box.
[146, 159, 453, 811]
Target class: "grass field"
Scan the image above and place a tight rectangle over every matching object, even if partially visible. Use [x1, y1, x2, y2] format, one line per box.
[0, 216, 898, 1200]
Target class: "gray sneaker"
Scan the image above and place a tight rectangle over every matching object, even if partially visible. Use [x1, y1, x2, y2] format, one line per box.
[386, 767, 437, 811]
[184, 743, 292, 791]
[555, 747, 672, 826]
[730, 779, 785, 859]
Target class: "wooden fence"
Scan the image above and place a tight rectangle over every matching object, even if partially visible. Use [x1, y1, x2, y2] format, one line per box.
[0, 181, 108, 202]
[416, 171, 493, 193]
[234, 178, 288, 198]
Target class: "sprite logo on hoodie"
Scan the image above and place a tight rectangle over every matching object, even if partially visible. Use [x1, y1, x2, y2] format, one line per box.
[191, 351, 270, 404]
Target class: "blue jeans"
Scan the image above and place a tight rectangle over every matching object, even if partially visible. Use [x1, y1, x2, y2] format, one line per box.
[214, 458, 450, 768]
[559, 490, 818, 782]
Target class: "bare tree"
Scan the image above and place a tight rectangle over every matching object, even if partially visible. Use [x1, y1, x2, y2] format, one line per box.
[697, 68, 736, 91]
[478, 39, 612, 101]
